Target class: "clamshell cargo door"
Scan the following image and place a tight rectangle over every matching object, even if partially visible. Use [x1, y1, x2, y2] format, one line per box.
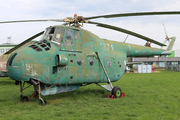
[103, 57, 115, 80]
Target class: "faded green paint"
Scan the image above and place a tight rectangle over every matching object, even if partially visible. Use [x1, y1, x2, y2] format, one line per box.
[167, 37, 176, 51]
[7, 25, 172, 95]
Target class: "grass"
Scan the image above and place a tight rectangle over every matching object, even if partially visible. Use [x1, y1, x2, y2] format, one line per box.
[0, 70, 180, 120]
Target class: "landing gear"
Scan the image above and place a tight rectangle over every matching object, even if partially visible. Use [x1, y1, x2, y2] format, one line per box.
[15, 81, 19, 85]
[39, 98, 47, 106]
[19, 80, 47, 106]
[20, 81, 31, 102]
[37, 81, 47, 106]
[95, 52, 124, 99]
[20, 96, 28, 102]
[111, 86, 121, 98]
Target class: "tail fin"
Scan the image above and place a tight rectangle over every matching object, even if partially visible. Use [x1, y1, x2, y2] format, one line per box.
[166, 36, 176, 51]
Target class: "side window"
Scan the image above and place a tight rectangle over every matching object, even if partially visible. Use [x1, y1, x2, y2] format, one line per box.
[62, 28, 81, 51]
[53, 27, 64, 43]
[63, 29, 73, 47]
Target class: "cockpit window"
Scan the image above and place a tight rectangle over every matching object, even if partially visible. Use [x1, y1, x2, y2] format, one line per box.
[41, 27, 64, 47]
[47, 28, 55, 40]
[53, 27, 63, 43]
[41, 27, 51, 40]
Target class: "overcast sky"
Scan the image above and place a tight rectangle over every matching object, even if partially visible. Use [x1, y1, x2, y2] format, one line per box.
[0, 0, 180, 50]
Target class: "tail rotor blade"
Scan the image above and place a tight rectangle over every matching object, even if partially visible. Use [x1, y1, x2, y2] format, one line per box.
[162, 22, 169, 41]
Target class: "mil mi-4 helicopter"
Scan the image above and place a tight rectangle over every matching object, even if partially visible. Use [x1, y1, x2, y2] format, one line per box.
[1, 11, 179, 105]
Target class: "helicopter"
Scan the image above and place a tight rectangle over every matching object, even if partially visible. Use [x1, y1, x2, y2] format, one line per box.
[1, 11, 179, 106]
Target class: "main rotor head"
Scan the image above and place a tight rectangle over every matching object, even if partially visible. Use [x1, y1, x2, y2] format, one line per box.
[63, 14, 88, 27]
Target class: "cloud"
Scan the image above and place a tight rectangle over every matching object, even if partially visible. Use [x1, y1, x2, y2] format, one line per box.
[0, 0, 180, 50]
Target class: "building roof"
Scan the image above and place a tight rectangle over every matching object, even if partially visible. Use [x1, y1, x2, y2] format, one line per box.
[134, 57, 180, 62]
[0, 43, 17, 47]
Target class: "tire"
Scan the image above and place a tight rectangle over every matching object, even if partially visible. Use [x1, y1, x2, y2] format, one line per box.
[39, 99, 47, 106]
[20, 96, 28, 102]
[111, 86, 121, 98]
[15, 81, 19, 85]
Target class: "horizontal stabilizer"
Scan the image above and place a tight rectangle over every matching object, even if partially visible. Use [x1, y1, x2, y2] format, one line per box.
[161, 51, 172, 55]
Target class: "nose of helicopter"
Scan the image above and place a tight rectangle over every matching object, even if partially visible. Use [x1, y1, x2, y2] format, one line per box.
[7, 53, 24, 81]
[7, 39, 57, 81]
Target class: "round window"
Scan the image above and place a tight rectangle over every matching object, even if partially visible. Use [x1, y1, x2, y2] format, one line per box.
[77, 58, 82, 65]
[107, 60, 112, 67]
[89, 58, 94, 66]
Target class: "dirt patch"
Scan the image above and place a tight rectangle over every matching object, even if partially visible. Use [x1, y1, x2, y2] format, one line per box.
[125, 71, 161, 73]
[125, 71, 138, 73]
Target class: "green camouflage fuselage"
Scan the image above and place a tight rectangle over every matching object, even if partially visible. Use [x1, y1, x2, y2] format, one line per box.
[7, 25, 167, 87]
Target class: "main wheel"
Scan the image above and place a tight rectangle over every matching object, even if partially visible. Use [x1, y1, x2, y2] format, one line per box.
[20, 96, 28, 102]
[39, 99, 47, 106]
[111, 86, 121, 98]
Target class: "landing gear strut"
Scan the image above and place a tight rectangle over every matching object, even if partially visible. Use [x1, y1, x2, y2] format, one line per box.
[37, 81, 47, 106]
[20, 81, 29, 102]
[95, 52, 124, 98]
[19, 81, 47, 106]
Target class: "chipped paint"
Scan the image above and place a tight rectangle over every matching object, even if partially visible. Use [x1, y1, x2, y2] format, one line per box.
[6, 25, 172, 96]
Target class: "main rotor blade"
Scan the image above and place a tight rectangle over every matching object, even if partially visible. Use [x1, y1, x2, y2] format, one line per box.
[0, 19, 64, 24]
[5, 31, 44, 54]
[88, 21, 166, 46]
[85, 11, 180, 20]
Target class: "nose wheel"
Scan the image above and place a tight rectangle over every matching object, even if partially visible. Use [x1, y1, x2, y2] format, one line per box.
[39, 98, 47, 106]
[19, 81, 47, 106]
[20, 96, 28, 102]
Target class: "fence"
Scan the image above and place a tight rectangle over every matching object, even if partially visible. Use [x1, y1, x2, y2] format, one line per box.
[166, 64, 180, 71]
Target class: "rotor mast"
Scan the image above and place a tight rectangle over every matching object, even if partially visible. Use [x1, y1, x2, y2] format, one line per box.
[63, 14, 88, 27]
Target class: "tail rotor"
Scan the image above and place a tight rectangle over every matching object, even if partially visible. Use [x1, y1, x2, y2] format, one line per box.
[162, 22, 170, 44]
[161, 22, 176, 51]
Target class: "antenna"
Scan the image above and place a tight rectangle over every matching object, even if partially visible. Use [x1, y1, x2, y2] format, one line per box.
[123, 35, 129, 43]
[7, 36, 11, 44]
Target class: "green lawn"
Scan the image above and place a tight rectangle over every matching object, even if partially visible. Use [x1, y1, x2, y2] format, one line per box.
[0, 70, 180, 120]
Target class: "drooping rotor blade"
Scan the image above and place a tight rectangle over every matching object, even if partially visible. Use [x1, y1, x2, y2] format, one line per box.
[5, 31, 44, 54]
[0, 19, 64, 24]
[85, 11, 180, 20]
[88, 21, 166, 46]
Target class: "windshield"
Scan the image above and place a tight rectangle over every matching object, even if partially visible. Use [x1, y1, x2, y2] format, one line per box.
[41, 27, 51, 40]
